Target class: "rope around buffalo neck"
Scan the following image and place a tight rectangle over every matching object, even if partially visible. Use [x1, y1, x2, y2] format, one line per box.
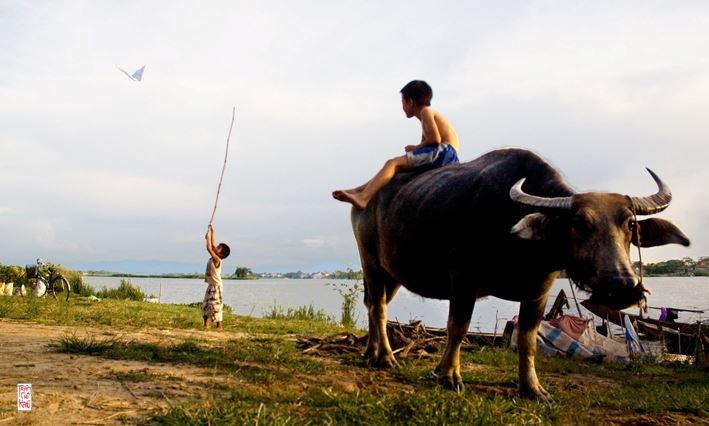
[209, 107, 236, 225]
[627, 195, 644, 286]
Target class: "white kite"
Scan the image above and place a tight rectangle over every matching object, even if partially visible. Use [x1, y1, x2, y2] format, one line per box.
[116, 65, 146, 82]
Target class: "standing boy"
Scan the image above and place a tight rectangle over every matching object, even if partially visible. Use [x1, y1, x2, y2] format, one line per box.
[333, 80, 460, 210]
[203, 224, 230, 329]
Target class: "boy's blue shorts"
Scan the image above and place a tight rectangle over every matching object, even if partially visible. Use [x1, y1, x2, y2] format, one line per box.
[406, 142, 459, 172]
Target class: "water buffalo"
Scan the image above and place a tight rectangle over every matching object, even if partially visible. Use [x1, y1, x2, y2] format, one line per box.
[349, 148, 689, 402]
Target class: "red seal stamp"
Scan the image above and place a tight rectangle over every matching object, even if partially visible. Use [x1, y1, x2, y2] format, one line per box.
[17, 383, 32, 411]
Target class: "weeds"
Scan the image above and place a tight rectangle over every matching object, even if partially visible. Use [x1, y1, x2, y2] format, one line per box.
[70, 274, 96, 297]
[96, 279, 146, 301]
[329, 282, 362, 328]
[52, 334, 119, 355]
[265, 303, 334, 323]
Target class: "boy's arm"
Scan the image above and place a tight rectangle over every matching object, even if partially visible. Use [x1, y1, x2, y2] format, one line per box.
[205, 226, 221, 268]
[209, 224, 216, 247]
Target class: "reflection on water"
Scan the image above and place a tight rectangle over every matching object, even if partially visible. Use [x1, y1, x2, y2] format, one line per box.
[83, 276, 709, 333]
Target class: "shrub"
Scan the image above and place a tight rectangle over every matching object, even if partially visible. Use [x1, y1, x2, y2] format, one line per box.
[264, 303, 333, 322]
[96, 279, 146, 301]
[0, 264, 28, 287]
[329, 282, 362, 328]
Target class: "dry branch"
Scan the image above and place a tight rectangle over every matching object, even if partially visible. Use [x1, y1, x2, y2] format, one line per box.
[296, 320, 505, 359]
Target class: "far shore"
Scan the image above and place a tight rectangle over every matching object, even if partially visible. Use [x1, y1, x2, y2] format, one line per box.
[83, 272, 708, 279]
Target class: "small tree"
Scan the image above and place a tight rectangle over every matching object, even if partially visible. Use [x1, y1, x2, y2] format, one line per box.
[681, 257, 697, 276]
[234, 266, 253, 279]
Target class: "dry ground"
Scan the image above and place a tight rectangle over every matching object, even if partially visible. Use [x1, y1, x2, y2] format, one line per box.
[0, 320, 247, 425]
[0, 320, 398, 425]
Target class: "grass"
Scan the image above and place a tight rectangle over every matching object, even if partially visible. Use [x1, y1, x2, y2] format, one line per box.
[150, 387, 557, 425]
[52, 333, 119, 355]
[2, 295, 708, 424]
[95, 279, 148, 301]
[112, 370, 158, 383]
[54, 335, 326, 384]
[0, 294, 344, 335]
[264, 303, 334, 323]
[70, 274, 96, 297]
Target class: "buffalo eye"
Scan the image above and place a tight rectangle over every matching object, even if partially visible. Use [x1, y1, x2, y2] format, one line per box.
[627, 219, 637, 232]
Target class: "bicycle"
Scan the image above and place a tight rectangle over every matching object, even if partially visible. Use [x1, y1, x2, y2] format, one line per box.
[25, 258, 71, 301]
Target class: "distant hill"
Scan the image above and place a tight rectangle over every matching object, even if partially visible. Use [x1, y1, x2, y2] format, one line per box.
[67, 260, 203, 275]
[69, 260, 357, 276]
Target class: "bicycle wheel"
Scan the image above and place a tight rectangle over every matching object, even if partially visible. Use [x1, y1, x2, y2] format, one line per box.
[51, 275, 71, 301]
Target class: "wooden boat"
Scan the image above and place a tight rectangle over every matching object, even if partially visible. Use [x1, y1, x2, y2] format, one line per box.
[580, 299, 708, 355]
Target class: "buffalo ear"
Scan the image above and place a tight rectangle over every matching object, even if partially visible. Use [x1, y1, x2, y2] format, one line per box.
[511, 213, 551, 240]
[634, 218, 690, 247]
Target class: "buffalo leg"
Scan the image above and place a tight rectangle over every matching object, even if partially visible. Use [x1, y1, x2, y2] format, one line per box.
[517, 293, 553, 403]
[363, 273, 398, 368]
[362, 278, 378, 359]
[436, 293, 475, 391]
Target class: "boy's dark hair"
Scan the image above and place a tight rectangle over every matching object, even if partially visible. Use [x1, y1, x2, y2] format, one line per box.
[400, 80, 433, 106]
[217, 243, 231, 259]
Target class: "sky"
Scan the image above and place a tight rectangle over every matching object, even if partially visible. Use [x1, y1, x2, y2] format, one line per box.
[1, 1, 708, 273]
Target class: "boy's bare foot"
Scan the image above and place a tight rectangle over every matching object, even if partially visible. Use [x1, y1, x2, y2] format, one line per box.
[333, 186, 365, 201]
[332, 190, 348, 201]
[333, 190, 367, 210]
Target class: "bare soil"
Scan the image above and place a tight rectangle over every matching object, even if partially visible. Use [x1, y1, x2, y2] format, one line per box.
[0, 320, 245, 425]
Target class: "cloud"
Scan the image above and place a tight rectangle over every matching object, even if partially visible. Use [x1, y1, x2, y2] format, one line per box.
[302, 238, 326, 249]
[1, 2, 707, 271]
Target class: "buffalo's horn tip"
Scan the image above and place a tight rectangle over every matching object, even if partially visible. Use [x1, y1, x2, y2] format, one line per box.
[510, 178, 526, 197]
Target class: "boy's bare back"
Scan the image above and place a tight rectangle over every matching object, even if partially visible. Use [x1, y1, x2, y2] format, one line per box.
[429, 108, 460, 153]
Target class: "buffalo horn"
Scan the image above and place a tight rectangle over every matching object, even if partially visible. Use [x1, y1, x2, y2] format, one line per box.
[509, 178, 573, 210]
[629, 168, 672, 215]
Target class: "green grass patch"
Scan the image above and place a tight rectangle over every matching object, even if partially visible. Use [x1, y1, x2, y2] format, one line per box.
[95, 279, 147, 301]
[51, 335, 325, 378]
[71, 275, 96, 297]
[264, 303, 334, 323]
[150, 383, 558, 425]
[0, 296, 346, 335]
[52, 334, 119, 355]
[144, 354, 708, 425]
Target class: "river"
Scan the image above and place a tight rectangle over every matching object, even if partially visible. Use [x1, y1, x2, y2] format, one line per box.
[83, 276, 709, 333]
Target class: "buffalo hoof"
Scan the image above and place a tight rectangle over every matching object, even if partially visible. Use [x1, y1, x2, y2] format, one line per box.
[371, 353, 397, 369]
[519, 385, 554, 404]
[437, 374, 464, 392]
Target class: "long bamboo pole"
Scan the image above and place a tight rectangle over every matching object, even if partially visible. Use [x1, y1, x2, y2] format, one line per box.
[209, 107, 236, 225]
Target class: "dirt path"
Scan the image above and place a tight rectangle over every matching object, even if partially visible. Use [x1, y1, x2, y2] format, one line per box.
[0, 320, 246, 425]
